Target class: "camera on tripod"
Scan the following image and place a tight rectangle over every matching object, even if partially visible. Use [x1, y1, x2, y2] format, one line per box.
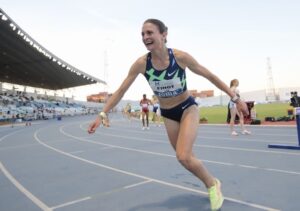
[290, 91, 300, 107]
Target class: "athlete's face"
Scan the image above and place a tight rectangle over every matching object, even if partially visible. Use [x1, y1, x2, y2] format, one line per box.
[141, 23, 166, 51]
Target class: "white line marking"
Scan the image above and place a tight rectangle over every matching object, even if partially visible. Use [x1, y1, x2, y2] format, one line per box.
[51, 197, 91, 210]
[124, 180, 153, 189]
[265, 168, 300, 175]
[65, 131, 175, 158]
[199, 135, 297, 144]
[34, 126, 280, 211]
[109, 125, 297, 139]
[0, 128, 26, 143]
[201, 159, 234, 166]
[74, 123, 300, 175]
[239, 165, 259, 169]
[196, 144, 300, 156]
[99, 146, 115, 150]
[90, 127, 300, 156]
[0, 162, 51, 211]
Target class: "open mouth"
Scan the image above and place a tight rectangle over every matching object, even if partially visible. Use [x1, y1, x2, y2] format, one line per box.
[145, 40, 154, 46]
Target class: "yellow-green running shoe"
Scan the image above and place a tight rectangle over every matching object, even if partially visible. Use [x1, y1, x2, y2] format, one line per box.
[208, 178, 224, 210]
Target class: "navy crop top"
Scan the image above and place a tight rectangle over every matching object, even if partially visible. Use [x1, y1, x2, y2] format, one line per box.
[144, 48, 187, 98]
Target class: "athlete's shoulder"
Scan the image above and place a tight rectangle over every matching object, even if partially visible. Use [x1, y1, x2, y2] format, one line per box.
[171, 48, 190, 60]
[136, 53, 148, 64]
[171, 48, 190, 68]
[130, 53, 148, 74]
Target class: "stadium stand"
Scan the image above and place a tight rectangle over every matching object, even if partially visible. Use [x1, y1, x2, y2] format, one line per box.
[0, 8, 106, 124]
[0, 8, 106, 89]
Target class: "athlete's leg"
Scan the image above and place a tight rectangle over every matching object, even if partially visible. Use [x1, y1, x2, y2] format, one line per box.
[236, 110, 245, 130]
[146, 111, 149, 127]
[141, 111, 145, 127]
[230, 107, 238, 135]
[164, 105, 215, 188]
[153, 111, 157, 125]
[163, 117, 180, 150]
[237, 110, 251, 134]
[156, 110, 161, 126]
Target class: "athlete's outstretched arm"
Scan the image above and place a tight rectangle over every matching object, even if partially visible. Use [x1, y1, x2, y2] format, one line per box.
[177, 50, 249, 115]
[88, 57, 146, 134]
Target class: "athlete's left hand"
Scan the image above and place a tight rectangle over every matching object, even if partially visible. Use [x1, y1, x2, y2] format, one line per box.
[87, 117, 102, 134]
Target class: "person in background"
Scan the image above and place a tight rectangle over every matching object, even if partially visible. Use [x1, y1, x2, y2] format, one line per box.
[124, 103, 132, 121]
[140, 94, 152, 130]
[10, 112, 15, 128]
[228, 79, 251, 136]
[88, 19, 249, 210]
[152, 95, 161, 126]
[24, 111, 31, 126]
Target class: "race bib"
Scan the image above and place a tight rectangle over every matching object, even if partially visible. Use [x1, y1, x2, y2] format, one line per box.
[149, 78, 183, 97]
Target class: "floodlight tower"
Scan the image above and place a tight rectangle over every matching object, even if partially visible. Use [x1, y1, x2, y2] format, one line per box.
[103, 38, 114, 92]
[103, 49, 108, 91]
[265, 57, 277, 101]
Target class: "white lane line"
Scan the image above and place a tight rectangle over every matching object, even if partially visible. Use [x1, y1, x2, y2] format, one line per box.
[108, 125, 297, 140]
[239, 165, 259, 169]
[51, 197, 91, 210]
[0, 128, 26, 143]
[105, 132, 300, 156]
[65, 130, 175, 158]
[98, 130, 300, 156]
[265, 168, 300, 175]
[124, 180, 153, 189]
[34, 128, 280, 211]
[86, 127, 300, 156]
[0, 162, 51, 211]
[82, 119, 295, 139]
[198, 135, 297, 144]
[195, 144, 300, 156]
[74, 123, 300, 175]
[94, 130, 300, 156]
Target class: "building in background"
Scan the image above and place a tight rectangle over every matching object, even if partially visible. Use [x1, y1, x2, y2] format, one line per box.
[87, 92, 112, 103]
[189, 89, 214, 98]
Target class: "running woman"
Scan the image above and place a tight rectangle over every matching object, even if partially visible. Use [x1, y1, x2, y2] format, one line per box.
[152, 95, 161, 126]
[140, 94, 152, 130]
[88, 18, 249, 210]
[229, 79, 251, 136]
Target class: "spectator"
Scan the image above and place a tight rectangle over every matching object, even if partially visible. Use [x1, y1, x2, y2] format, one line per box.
[228, 79, 251, 136]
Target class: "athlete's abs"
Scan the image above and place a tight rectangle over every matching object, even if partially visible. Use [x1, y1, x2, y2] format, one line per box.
[158, 91, 190, 109]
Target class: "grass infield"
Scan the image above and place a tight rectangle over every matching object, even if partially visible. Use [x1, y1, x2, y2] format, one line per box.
[199, 102, 294, 124]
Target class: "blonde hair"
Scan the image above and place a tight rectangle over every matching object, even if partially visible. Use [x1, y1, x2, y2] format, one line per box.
[230, 79, 239, 88]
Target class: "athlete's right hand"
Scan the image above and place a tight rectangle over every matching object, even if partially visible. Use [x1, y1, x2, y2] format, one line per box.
[87, 117, 102, 134]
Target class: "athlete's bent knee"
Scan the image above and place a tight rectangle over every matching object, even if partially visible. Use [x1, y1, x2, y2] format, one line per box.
[176, 153, 193, 169]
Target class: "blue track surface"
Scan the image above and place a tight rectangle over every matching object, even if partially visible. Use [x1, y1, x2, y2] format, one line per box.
[0, 113, 299, 211]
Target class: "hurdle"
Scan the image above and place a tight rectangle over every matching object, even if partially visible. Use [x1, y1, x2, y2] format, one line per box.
[268, 107, 300, 150]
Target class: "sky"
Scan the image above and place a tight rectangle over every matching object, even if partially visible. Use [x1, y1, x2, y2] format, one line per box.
[1, 0, 300, 101]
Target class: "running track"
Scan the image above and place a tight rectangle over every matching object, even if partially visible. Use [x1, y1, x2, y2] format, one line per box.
[0, 113, 299, 211]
